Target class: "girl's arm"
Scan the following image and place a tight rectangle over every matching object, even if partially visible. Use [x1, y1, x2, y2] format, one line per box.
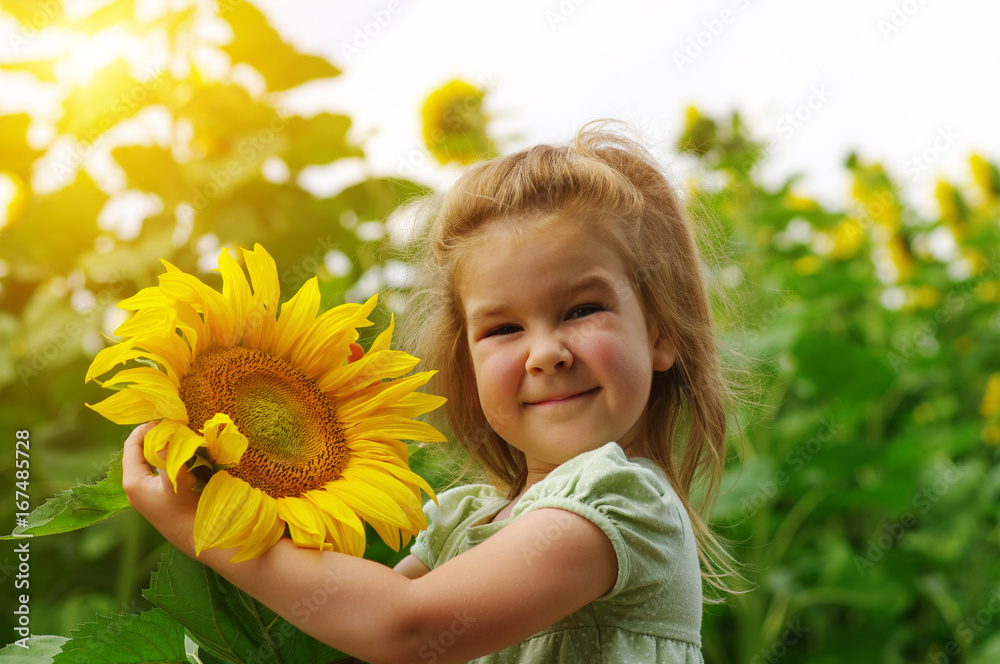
[122, 425, 617, 664]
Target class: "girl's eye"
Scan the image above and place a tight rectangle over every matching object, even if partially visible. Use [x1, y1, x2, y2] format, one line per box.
[568, 305, 603, 320]
[485, 324, 521, 337]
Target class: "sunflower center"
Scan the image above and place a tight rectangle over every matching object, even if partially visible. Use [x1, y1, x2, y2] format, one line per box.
[178, 346, 349, 498]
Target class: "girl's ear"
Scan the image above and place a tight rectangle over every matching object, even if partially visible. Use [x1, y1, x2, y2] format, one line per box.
[652, 335, 676, 372]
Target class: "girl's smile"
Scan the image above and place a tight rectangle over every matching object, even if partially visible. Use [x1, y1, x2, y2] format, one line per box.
[458, 220, 676, 479]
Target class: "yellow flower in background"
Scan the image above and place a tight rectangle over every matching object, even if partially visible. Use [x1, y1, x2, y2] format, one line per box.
[784, 192, 819, 213]
[678, 105, 718, 156]
[970, 153, 1000, 203]
[935, 179, 969, 239]
[793, 255, 822, 275]
[886, 234, 915, 282]
[828, 218, 865, 260]
[421, 79, 494, 166]
[981, 373, 1000, 420]
[983, 373, 1000, 446]
[86, 244, 444, 562]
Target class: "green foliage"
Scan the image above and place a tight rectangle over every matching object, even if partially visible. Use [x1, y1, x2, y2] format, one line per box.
[53, 610, 188, 664]
[0, 637, 70, 663]
[677, 109, 1000, 663]
[144, 547, 348, 663]
[0, 0, 429, 653]
[3, 455, 130, 539]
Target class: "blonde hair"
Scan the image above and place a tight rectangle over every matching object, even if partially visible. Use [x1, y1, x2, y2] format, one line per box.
[402, 120, 741, 597]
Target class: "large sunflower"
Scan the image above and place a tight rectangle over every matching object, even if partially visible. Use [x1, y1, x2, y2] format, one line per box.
[86, 244, 444, 562]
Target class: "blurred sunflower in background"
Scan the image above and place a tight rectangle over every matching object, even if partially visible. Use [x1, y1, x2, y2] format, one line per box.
[86, 244, 444, 562]
[421, 78, 495, 165]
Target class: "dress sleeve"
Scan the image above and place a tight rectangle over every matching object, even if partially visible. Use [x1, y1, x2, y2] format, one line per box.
[509, 442, 689, 602]
[410, 484, 492, 570]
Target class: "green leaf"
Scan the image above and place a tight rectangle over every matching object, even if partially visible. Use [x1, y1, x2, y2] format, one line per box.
[58, 59, 158, 138]
[282, 114, 362, 171]
[0, 170, 107, 272]
[52, 610, 187, 664]
[111, 145, 181, 200]
[2, 454, 131, 539]
[219, 2, 340, 92]
[144, 547, 350, 663]
[0, 637, 69, 662]
[792, 334, 895, 402]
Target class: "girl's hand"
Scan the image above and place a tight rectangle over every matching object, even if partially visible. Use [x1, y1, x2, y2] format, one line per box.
[121, 421, 200, 557]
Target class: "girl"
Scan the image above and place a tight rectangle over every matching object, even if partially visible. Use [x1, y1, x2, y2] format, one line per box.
[123, 120, 738, 663]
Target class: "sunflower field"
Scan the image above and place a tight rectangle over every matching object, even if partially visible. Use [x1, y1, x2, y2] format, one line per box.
[0, 1, 998, 663]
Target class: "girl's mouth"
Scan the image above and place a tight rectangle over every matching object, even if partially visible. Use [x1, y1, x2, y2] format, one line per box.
[526, 387, 599, 406]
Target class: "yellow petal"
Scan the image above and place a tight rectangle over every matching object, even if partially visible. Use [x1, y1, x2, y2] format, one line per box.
[336, 371, 435, 421]
[117, 285, 172, 311]
[242, 244, 279, 350]
[199, 413, 249, 466]
[230, 493, 284, 563]
[315, 349, 421, 397]
[163, 426, 206, 491]
[368, 314, 395, 354]
[86, 339, 140, 383]
[101, 368, 186, 421]
[194, 471, 252, 554]
[271, 277, 320, 360]
[290, 295, 377, 377]
[159, 271, 239, 347]
[351, 457, 435, 505]
[114, 308, 175, 339]
[87, 387, 180, 425]
[217, 248, 252, 338]
[277, 496, 327, 549]
[304, 488, 366, 537]
[327, 477, 410, 530]
[350, 416, 447, 443]
[143, 420, 183, 469]
[341, 465, 425, 531]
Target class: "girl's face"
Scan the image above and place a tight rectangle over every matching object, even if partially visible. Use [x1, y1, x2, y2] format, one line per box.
[458, 221, 675, 475]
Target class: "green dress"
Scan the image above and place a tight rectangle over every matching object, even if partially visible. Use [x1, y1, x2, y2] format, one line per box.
[411, 442, 704, 663]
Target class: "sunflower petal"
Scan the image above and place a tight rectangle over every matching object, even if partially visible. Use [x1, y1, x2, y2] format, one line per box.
[336, 371, 436, 421]
[217, 248, 252, 336]
[194, 471, 252, 554]
[199, 412, 249, 466]
[100, 368, 186, 421]
[272, 277, 321, 360]
[241, 246, 279, 351]
[277, 496, 328, 549]
[230, 494, 284, 562]
[290, 295, 377, 377]
[316, 349, 421, 397]
[159, 271, 239, 347]
[118, 285, 173, 311]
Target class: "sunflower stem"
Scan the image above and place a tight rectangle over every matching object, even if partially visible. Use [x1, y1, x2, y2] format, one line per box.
[233, 581, 284, 664]
[115, 510, 143, 610]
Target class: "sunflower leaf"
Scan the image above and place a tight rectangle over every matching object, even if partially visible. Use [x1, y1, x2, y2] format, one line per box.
[51, 609, 188, 663]
[2, 454, 132, 539]
[0, 636, 69, 662]
[144, 547, 351, 664]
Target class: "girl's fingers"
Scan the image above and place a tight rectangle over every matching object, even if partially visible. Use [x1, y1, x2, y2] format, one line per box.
[122, 422, 156, 486]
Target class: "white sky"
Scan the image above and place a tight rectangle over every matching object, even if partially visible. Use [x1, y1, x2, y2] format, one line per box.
[254, 0, 1000, 216]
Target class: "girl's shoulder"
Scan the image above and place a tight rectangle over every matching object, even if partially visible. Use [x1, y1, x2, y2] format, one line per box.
[515, 442, 682, 517]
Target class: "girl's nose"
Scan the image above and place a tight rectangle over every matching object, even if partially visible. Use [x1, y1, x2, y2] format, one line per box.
[525, 334, 573, 374]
